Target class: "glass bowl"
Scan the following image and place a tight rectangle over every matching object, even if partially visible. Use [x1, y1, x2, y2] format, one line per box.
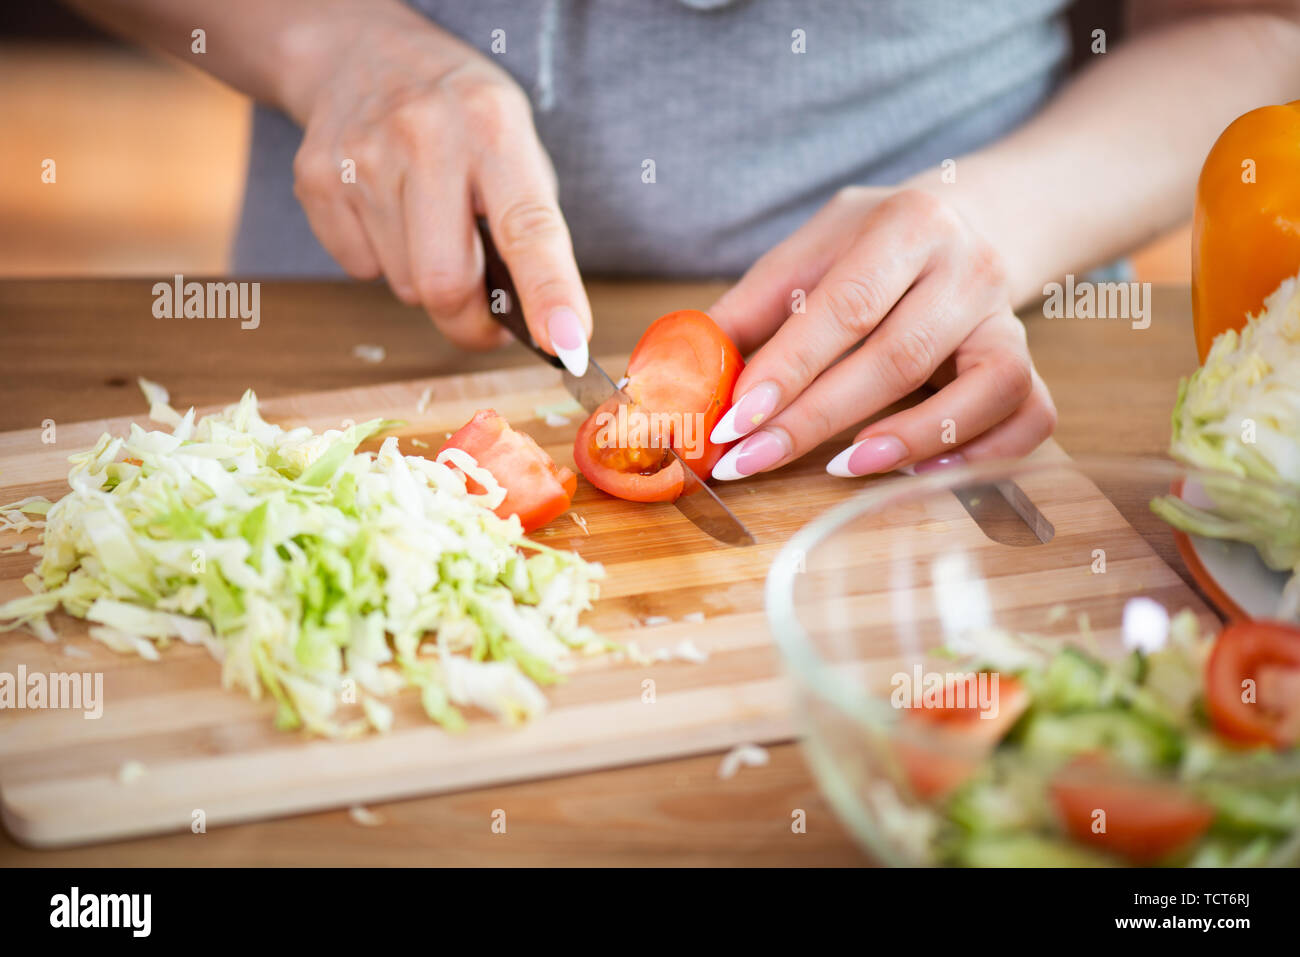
[765, 455, 1300, 867]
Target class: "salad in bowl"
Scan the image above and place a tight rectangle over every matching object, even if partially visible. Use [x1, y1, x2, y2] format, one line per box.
[766, 457, 1300, 867]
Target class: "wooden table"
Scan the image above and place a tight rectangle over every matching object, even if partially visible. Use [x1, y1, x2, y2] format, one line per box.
[0, 280, 1199, 866]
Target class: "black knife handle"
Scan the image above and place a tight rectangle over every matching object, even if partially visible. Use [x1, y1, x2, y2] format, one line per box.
[476, 217, 562, 368]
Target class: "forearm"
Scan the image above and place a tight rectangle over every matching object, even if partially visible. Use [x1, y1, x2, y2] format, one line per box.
[61, 0, 431, 123]
[911, 4, 1300, 307]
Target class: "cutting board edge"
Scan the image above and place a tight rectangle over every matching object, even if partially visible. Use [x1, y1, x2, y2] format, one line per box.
[1, 716, 797, 850]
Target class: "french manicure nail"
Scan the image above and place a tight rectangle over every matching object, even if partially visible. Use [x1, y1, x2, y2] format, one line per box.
[914, 453, 966, 475]
[712, 430, 789, 481]
[711, 381, 781, 444]
[547, 307, 588, 377]
[826, 435, 909, 478]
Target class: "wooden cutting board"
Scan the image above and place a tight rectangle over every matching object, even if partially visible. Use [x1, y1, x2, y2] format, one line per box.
[0, 359, 1216, 847]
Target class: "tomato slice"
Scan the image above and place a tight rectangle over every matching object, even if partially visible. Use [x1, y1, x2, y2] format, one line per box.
[895, 674, 1030, 801]
[439, 409, 575, 532]
[1050, 757, 1214, 864]
[574, 310, 743, 503]
[1206, 619, 1300, 748]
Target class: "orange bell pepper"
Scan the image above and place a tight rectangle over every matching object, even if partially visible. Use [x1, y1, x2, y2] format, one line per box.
[1192, 99, 1300, 362]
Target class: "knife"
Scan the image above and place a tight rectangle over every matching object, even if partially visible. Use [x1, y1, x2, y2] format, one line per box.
[476, 219, 757, 547]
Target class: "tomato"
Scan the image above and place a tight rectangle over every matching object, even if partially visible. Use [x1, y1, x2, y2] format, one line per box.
[895, 674, 1030, 801]
[439, 409, 576, 532]
[1050, 757, 1214, 864]
[573, 310, 743, 502]
[1206, 620, 1300, 748]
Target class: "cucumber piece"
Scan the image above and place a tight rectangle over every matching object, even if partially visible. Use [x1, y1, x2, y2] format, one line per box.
[1185, 834, 1276, 868]
[1033, 646, 1107, 711]
[1124, 649, 1148, 685]
[946, 762, 1050, 835]
[1198, 784, 1300, 833]
[950, 833, 1116, 868]
[947, 781, 1034, 835]
[1019, 710, 1182, 768]
[1134, 646, 1204, 726]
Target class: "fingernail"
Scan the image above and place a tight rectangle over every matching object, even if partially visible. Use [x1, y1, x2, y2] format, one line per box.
[547, 307, 588, 377]
[914, 453, 966, 475]
[711, 381, 781, 444]
[826, 435, 909, 478]
[712, 430, 789, 481]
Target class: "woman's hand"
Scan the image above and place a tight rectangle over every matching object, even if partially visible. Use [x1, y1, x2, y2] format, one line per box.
[706, 186, 1056, 480]
[283, 4, 590, 370]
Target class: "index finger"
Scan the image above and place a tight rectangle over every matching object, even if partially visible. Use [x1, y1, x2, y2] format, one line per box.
[476, 139, 591, 376]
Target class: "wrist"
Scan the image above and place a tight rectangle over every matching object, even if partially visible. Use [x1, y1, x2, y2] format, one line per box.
[271, 0, 431, 125]
[272, 9, 363, 125]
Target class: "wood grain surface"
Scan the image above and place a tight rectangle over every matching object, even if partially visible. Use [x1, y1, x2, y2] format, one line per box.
[0, 280, 1203, 865]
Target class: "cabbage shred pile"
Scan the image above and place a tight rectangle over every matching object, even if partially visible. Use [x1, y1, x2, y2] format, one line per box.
[0, 383, 606, 736]
[1154, 272, 1300, 617]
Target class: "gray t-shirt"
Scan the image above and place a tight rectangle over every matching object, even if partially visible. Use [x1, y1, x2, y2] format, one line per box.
[233, 0, 1071, 278]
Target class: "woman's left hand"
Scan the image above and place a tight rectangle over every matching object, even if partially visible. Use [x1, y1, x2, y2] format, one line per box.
[706, 186, 1057, 480]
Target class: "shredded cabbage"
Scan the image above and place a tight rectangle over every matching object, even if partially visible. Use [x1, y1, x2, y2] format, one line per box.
[0, 384, 606, 736]
[1155, 270, 1300, 615]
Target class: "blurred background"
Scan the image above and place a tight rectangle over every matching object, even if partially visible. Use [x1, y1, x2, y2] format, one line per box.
[3, 4, 1190, 281]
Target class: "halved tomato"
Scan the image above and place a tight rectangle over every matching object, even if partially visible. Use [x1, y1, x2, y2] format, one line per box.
[439, 409, 576, 532]
[1206, 620, 1300, 748]
[573, 310, 743, 502]
[1050, 756, 1214, 864]
[895, 674, 1030, 801]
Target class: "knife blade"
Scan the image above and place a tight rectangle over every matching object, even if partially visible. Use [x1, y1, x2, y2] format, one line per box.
[477, 219, 757, 547]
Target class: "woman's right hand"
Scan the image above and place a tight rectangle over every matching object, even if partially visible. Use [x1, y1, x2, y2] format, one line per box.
[281, 3, 590, 370]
